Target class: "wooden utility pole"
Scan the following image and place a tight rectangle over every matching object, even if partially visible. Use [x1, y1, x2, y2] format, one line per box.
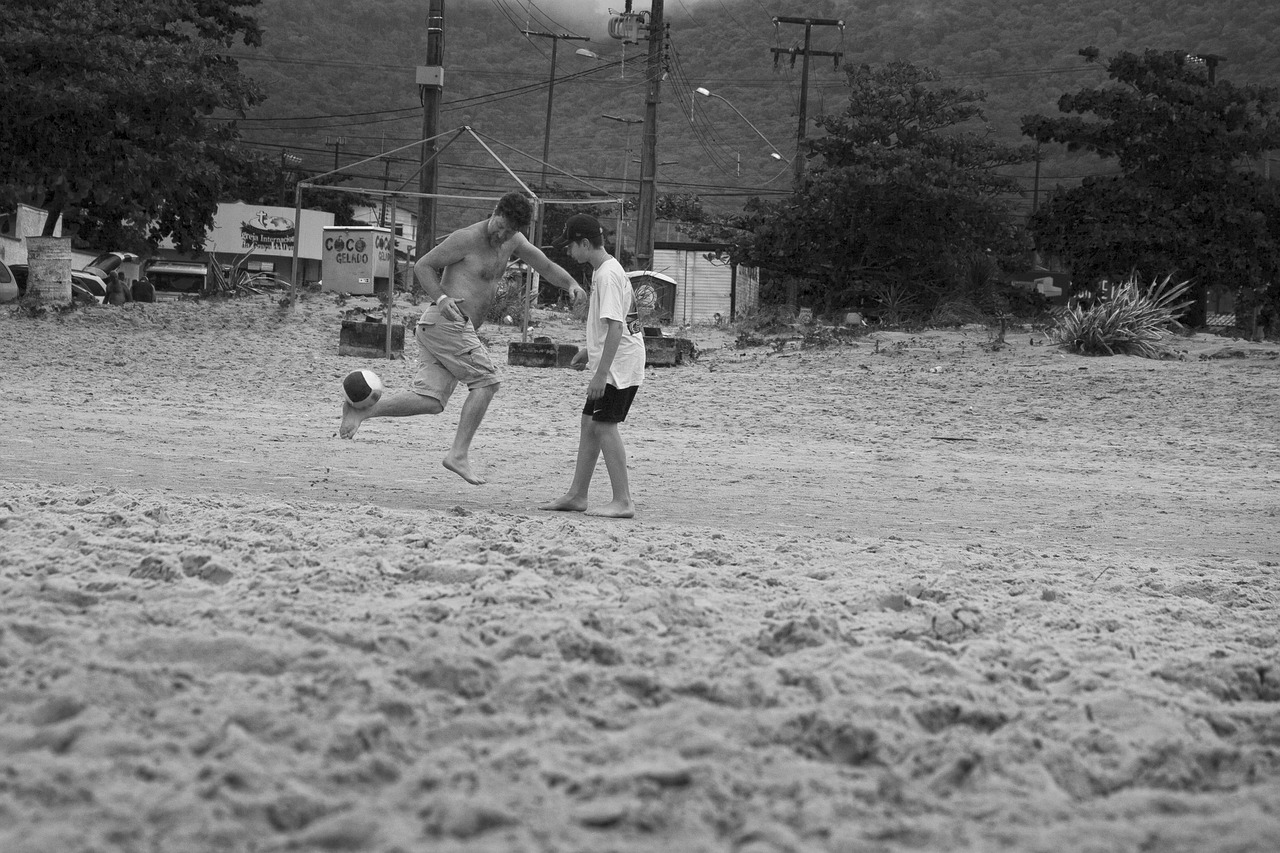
[524, 29, 589, 251]
[634, 0, 664, 272]
[524, 29, 590, 193]
[416, 0, 445, 261]
[771, 16, 843, 190]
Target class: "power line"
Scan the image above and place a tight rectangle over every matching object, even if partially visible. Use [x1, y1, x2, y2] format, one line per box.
[226, 49, 1104, 87]
[232, 106, 419, 124]
[214, 58, 630, 127]
[519, 0, 581, 36]
[241, 137, 790, 200]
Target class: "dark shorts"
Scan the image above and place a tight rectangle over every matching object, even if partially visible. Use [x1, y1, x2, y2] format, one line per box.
[583, 383, 639, 423]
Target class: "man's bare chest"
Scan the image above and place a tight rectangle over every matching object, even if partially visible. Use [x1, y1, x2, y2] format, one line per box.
[459, 243, 509, 282]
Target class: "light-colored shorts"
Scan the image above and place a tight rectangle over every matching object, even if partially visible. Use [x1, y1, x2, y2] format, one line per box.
[411, 304, 500, 407]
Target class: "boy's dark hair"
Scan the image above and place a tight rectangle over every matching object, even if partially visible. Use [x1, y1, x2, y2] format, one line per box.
[494, 192, 533, 232]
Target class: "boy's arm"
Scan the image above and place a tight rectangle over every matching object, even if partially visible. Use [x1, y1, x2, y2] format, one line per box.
[588, 318, 624, 399]
[513, 237, 586, 303]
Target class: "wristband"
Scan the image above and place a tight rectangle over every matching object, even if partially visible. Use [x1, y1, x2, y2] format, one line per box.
[435, 295, 450, 305]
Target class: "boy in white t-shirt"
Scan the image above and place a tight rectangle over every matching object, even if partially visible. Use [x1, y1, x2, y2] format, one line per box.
[540, 214, 646, 518]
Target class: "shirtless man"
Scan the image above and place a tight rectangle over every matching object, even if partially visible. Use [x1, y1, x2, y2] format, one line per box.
[339, 192, 585, 485]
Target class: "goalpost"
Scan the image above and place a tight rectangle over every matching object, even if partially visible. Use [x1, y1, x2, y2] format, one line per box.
[288, 126, 623, 357]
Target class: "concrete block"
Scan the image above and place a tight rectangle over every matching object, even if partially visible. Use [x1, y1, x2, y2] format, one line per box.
[508, 341, 580, 368]
[644, 335, 679, 367]
[339, 321, 404, 358]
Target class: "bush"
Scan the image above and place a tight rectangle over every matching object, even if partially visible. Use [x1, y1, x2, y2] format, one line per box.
[1053, 275, 1192, 357]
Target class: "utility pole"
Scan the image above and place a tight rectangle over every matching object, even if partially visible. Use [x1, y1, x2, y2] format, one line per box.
[635, 0, 665, 271]
[379, 158, 392, 229]
[1031, 144, 1041, 215]
[1184, 51, 1227, 328]
[416, 0, 445, 261]
[279, 151, 301, 206]
[524, 29, 589, 250]
[771, 16, 843, 190]
[524, 29, 590, 193]
[602, 113, 643, 259]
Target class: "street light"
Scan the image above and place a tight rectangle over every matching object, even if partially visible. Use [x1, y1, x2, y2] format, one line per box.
[576, 45, 628, 78]
[694, 86, 787, 162]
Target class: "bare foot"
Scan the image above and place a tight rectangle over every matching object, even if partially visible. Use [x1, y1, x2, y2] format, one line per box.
[443, 453, 485, 485]
[539, 495, 587, 512]
[339, 402, 369, 439]
[585, 500, 635, 519]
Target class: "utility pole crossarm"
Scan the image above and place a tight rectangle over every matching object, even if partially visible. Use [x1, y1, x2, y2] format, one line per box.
[772, 16, 845, 26]
[771, 48, 843, 61]
[770, 15, 844, 190]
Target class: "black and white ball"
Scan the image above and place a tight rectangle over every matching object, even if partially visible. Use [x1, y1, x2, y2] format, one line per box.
[342, 369, 383, 409]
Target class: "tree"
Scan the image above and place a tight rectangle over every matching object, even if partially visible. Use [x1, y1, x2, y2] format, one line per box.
[1022, 48, 1280, 328]
[0, 0, 268, 253]
[694, 62, 1032, 316]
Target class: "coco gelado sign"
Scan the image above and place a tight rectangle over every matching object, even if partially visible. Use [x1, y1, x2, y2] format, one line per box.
[321, 227, 392, 295]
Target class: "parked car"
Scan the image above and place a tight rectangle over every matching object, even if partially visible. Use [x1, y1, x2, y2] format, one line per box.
[6, 263, 110, 305]
[142, 259, 209, 298]
[83, 251, 138, 286]
[79, 251, 140, 302]
[0, 258, 18, 303]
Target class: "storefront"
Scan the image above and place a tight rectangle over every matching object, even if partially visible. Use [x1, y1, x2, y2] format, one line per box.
[152, 202, 335, 292]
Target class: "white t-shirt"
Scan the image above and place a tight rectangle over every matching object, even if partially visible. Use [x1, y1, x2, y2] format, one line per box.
[586, 256, 646, 389]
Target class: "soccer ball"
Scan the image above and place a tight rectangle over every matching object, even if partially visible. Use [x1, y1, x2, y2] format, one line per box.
[342, 369, 383, 409]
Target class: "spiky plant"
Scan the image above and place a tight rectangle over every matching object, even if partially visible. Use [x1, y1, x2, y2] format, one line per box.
[874, 281, 920, 326]
[1054, 275, 1193, 357]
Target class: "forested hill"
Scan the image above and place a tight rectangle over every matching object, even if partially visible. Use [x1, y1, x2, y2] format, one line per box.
[230, 0, 1280, 228]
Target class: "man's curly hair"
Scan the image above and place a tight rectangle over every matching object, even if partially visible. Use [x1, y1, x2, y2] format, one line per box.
[493, 192, 533, 232]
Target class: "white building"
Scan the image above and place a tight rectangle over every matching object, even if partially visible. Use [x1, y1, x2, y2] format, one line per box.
[648, 240, 759, 325]
[152, 201, 336, 289]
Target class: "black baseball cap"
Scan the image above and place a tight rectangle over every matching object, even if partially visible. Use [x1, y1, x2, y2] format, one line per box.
[553, 213, 604, 248]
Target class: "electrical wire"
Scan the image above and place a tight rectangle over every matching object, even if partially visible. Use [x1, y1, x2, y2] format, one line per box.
[520, 0, 581, 36]
[244, 136, 792, 202]
[213, 57, 630, 131]
[671, 0, 705, 29]
[665, 36, 741, 177]
[668, 33, 787, 181]
[487, 0, 536, 42]
[712, 0, 765, 44]
[226, 50, 1102, 90]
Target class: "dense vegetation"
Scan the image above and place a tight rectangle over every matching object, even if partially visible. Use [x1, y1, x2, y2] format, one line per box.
[222, 0, 1280, 226]
[692, 61, 1034, 314]
[0, 0, 268, 253]
[1024, 48, 1280, 327]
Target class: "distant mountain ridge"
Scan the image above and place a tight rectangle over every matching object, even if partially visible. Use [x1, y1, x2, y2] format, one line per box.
[233, 0, 1279, 228]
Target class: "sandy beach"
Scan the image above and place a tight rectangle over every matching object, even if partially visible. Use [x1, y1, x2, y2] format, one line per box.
[1, 292, 1278, 852]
